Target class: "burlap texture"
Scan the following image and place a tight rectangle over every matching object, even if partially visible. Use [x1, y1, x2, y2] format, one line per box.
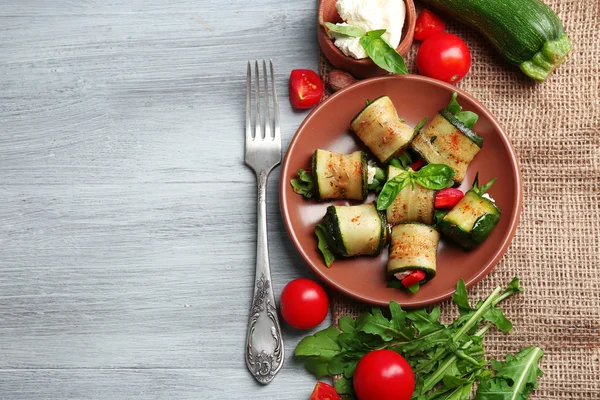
[320, 1, 600, 398]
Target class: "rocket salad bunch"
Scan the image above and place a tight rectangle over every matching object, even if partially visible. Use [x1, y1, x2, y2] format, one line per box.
[295, 277, 544, 399]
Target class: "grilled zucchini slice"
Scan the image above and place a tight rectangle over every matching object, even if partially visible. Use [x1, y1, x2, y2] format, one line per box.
[322, 203, 389, 257]
[386, 165, 436, 225]
[350, 96, 417, 163]
[387, 223, 439, 282]
[410, 112, 482, 183]
[312, 149, 367, 201]
[438, 190, 501, 249]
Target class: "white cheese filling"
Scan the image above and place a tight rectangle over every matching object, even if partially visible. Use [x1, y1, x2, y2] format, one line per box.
[328, 0, 405, 59]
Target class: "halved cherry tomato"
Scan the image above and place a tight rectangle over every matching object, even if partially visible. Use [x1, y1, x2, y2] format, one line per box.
[435, 188, 464, 209]
[417, 33, 471, 84]
[310, 382, 340, 400]
[289, 69, 324, 109]
[410, 158, 426, 171]
[280, 278, 329, 330]
[353, 350, 415, 400]
[414, 10, 446, 41]
[401, 270, 426, 288]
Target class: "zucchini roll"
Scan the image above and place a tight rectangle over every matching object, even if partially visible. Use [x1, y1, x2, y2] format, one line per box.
[322, 203, 388, 257]
[438, 190, 501, 250]
[386, 165, 436, 226]
[387, 223, 439, 283]
[312, 149, 367, 201]
[350, 96, 417, 163]
[410, 111, 483, 184]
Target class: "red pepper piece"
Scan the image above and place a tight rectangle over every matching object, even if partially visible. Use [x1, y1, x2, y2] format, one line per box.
[410, 158, 426, 171]
[435, 188, 464, 209]
[401, 270, 426, 288]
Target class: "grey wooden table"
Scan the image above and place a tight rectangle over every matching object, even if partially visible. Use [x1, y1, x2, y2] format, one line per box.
[0, 1, 327, 398]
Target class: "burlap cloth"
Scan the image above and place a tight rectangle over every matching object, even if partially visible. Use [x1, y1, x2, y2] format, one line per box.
[318, 1, 600, 398]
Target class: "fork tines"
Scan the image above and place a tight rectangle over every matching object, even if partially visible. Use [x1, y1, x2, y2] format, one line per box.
[246, 60, 280, 142]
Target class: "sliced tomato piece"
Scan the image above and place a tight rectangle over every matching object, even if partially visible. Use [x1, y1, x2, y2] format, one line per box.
[401, 270, 426, 288]
[289, 69, 324, 109]
[414, 10, 446, 41]
[310, 382, 340, 400]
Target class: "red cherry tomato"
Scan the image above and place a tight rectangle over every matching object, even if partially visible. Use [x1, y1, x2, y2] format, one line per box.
[289, 69, 324, 109]
[401, 270, 426, 288]
[414, 10, 446, 41]
[417, 33, 471, 84]
[280, 278, 329, 330]
[435, 188, 465, 209]
[353, 350, 415, 400]
[310, 382, 340, 400]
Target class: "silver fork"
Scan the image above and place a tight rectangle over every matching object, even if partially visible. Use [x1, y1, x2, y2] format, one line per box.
[244, 59, 284, 384]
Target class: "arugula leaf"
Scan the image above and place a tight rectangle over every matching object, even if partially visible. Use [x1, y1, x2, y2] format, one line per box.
[355, 305, 413, 341]
[471, 172, 497, 196]
[328, 353, 361, 378]
[407, 283, 420, 293]
[475, 347, 544, 400]
[406, 307, 443, 336]
[396, 152, 413, 169]
[367, 166, 386, 192]
[324, 22, 364, 38]
[314, 224, 335, 267]
[338, 316, 356, 334]
[414, 164, 455, 190]
[295, 326, 342, 358]
[304, 357, 332, 378]
[360, 30, 408, 74]
[334, 376, 355, 396]
[290, 168, 314, 199]
[446, 92, 479, 129]
[415, 116, 428, 132]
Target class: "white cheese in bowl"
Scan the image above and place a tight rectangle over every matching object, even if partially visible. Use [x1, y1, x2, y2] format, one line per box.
[327, 0, 405, 59]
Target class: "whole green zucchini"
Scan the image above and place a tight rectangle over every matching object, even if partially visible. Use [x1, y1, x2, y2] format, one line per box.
[421, 0, 572, 82]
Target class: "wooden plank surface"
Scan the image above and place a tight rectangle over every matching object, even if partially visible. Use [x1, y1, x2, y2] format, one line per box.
[0, 1, 325, 398]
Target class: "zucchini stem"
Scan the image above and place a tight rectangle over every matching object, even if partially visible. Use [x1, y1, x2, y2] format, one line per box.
[520, 33, 572, 82]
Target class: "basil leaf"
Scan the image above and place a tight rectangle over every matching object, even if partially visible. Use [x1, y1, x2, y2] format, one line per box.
[315, 224, 336, 267]
[290, 168, 314, 199]
[446, 92, 479, 129]
[324, 22, 364, 38]
[414, 164, 455, 190]
[360, 33, 408, 75]
[366, 29, 386, 38]
[376, 171, 411, 210]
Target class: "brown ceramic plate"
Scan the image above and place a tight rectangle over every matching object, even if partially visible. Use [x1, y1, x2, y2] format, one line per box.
[280, 75, 522, 307]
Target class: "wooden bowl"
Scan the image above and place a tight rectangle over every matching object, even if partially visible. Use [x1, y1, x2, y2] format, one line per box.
[318, 0, 416, 78]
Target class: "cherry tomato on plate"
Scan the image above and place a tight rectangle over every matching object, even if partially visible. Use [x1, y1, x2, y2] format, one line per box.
[289, 69, 324, 109]
[414, 9, 446, 41]
[353, 350, 415, 400]
[280, 278, 329, 329]
[310, 381, 340, 400]
[417, 33, 471, 84]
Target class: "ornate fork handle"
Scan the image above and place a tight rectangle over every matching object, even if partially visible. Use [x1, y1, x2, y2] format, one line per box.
[245, 169, 284, 384]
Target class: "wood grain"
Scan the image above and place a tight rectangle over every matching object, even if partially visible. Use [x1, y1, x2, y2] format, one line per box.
[0, 1, 326, 398]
